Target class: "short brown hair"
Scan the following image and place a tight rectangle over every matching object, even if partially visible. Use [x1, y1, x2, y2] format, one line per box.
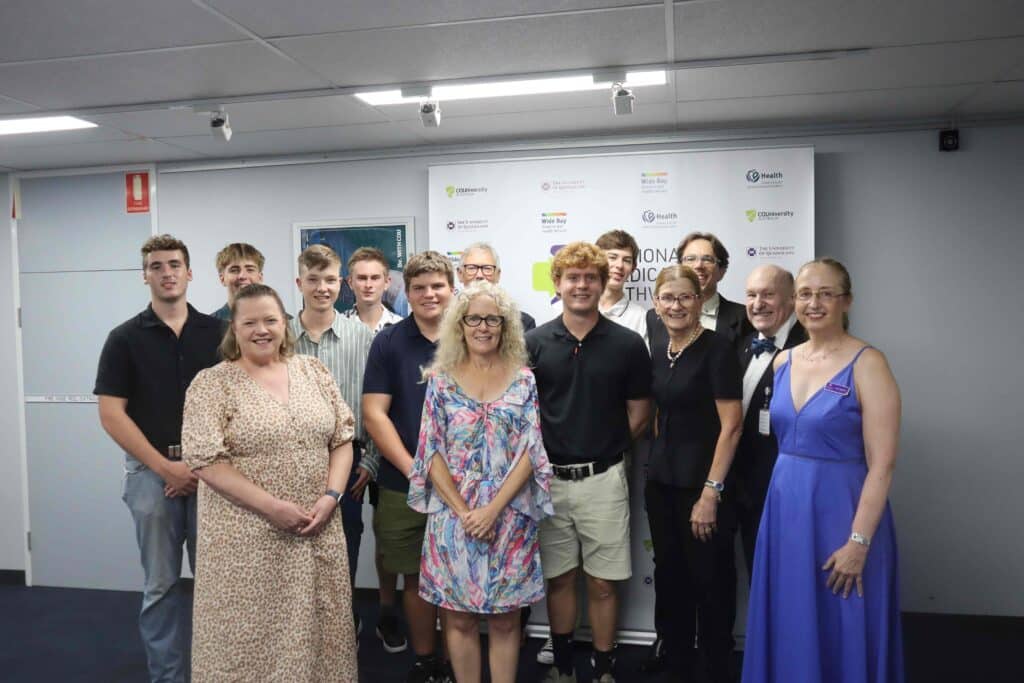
[595, 229, 640, 265]
[297, 244, 341, 274]
[677, 231, 730, 270]
[141, 234, 190, 269]
[403, 251, 454, 290]
[550, 241, 609, 287]
[215, 243, 265, 273]
[654, 265, 701, 298]
[219, 284, 296, 361]
[347, 247, 390, 273]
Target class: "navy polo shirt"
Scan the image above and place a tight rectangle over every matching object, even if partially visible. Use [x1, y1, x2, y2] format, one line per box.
[526, 314, 652, 466]
[94, 304, 224, 456]
[362, 315, 438, 493]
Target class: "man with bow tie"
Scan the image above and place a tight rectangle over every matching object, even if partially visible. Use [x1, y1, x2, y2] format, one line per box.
[732, 265, 808, 575]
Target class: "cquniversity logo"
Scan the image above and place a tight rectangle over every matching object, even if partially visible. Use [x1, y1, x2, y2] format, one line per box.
[746, 169, 761, 183]
[642, 209, 656, 224]
[746, 209, 757, 223]
[445, 185, 455, 198]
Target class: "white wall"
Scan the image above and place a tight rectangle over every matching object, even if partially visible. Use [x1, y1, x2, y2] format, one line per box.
[0, 173, 27, 571]
[3, 124, 1022, 615]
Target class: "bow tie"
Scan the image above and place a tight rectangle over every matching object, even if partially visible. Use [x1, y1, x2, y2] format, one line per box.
[750, 337, 777, 357]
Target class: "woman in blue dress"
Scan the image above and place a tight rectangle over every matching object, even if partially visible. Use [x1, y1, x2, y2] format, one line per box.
[743, 258, 904, 683]
[408, 281, 553, 683]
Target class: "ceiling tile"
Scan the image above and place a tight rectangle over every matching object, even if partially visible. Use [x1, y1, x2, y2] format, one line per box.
[205, 0, 655, 37]
[0, 93, 39, 114]
[673, 0, 1024, 60]
[87, 95, 389, 139]
[159, 122, 427, 157]
[274, 6, 666, 87]
[955, 82, 1024, 116]
[674, 85, 979, 128]
[672, 38, 1024, 101]
[0, 139, 206, 171]
[0, 0, 247, 62]
[0, 43, 329, 109]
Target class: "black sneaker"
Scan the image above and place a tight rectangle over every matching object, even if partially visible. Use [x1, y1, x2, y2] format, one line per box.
[376, 615, 409, 653]
[406, 659, 436, 683]
[639, 636, 666, 673]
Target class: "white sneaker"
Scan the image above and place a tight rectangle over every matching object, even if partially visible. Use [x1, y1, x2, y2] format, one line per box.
[537, 636, 554, 665]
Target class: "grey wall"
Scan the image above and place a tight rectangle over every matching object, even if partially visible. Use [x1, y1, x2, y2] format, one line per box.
[2, 124, 1022, 614]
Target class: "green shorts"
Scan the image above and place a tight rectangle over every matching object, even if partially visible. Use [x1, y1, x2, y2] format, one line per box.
[372, 487, 428, 576]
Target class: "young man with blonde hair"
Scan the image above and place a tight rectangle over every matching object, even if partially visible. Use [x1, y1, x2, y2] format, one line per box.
[344, 247, 403, 334]
[363, 251, 455, 683]
[95, 234, 223, 682]
[526, 242, 652, 683]
[211, 242, 265, 320]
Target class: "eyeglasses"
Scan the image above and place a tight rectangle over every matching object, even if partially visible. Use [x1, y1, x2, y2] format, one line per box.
[462, 314, 505, 327]
[656, 293, 699, 306]
[796, 289, 847, 303]
[461, 264, 497, 276]
[680, 255, 719, 266]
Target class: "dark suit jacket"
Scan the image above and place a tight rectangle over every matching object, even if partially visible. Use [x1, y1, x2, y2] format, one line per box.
[521, 311, 536, 333]
[645, 293, 753, 354]
[732, 320, 808, 507]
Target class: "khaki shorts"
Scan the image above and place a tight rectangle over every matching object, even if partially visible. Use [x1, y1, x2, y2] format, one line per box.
[373, 487, 427, 576]
[539, 460, 632, 581]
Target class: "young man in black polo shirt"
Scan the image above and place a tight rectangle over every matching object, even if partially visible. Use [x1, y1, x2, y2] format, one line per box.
[95, 235, 223, 683]
[363, 251, 455, 683]
[526, 242, 652, 683]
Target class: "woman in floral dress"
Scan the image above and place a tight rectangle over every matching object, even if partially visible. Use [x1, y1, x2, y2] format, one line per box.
[407, 281, 553, 683]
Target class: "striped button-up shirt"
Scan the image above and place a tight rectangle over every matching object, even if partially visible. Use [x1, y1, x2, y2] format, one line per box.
[290, 311, 379, 478]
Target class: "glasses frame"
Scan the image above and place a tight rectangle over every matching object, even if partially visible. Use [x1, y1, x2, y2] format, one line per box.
[680, 254, 720, 266]
[795, 289, 848, 303]
[461, 314, 505, 328]
[460, 264, 497, 276]
[656, 293, 700, 307]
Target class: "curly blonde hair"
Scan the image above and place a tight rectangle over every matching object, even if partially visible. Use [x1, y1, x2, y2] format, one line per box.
[425, 281, 528, 378]
[550, 241, 609, 287]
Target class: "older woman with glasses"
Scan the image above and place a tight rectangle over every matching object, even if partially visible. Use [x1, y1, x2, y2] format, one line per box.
[407, 281, 553, 683]
[646, 265, 743, 683]
[742, 258, 904, 683]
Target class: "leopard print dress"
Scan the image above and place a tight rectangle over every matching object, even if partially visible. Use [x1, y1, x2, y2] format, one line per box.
[182, 355, 357, 682]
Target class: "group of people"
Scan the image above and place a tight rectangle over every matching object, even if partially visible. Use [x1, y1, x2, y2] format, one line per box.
[95, 228, 903, 683]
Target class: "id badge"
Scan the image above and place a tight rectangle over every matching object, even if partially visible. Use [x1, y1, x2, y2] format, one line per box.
[758, 409, 771, 436]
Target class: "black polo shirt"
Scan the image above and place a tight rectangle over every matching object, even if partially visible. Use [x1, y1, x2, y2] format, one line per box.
[649, 330, 742, 489]
[526, 314, 651, 466]
[94, 304, 224, 455]
[362, 315, 437, 493]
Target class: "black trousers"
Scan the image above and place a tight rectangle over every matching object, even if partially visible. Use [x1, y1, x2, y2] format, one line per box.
[646, 481, 736, 681]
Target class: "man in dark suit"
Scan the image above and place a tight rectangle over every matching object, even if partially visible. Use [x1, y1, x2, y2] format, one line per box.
[732, 264, 807, 574]
[646, 232, 752, 353]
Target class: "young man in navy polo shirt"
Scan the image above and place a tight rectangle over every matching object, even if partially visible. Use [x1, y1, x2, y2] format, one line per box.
[526, 242, 652, 683]
[363, 251, 455, 683]
[95, 235, 223, 683]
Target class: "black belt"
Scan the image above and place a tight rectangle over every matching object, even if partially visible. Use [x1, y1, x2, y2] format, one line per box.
[551, 453, 624, 481]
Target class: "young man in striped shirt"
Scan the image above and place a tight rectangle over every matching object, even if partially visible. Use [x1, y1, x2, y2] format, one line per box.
[290, 244, 376, 632]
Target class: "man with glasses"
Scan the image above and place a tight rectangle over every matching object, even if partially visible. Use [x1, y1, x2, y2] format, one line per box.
[647, 232, 752, 357]
[456, 242, 536, 332]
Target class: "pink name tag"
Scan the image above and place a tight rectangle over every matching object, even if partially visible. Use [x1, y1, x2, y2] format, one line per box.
[824, 382, 850, 396]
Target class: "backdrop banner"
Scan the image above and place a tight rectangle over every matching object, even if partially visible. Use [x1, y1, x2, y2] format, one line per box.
[427, 146, 814, 643]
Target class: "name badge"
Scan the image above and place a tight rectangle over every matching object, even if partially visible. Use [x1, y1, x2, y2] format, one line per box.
[824, 382, 850, 396]
[758, 409, 771, 436]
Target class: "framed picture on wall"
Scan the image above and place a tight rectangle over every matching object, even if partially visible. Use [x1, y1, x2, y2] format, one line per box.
[293, 217, 415, 316]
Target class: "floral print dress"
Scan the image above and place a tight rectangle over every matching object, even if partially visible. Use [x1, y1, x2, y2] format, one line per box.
[408, 367, 554, 614]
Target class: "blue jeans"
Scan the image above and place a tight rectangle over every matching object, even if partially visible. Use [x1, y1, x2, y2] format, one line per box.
[122, 457, 197, 683]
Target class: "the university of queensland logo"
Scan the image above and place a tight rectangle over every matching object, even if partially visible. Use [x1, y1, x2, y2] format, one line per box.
[446, 221, 455, 231]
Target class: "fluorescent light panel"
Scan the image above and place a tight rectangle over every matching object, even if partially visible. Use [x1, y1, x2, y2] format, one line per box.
[0, 116, 97, 136]
[356, 71, 666, 106]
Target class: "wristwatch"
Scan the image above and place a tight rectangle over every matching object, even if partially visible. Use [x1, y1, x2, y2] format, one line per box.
[325, 489, 343, 506]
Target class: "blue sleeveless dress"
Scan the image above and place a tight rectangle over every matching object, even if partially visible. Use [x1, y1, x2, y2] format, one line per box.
[742, 347, 904, 683]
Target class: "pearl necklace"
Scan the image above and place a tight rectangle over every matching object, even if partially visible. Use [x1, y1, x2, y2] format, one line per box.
[667, 325, 703, 368]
